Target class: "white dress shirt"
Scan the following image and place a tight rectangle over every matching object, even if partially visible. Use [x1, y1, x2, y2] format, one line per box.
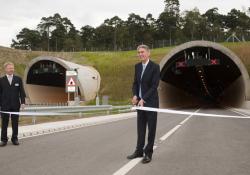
[6, 74, 13, 85]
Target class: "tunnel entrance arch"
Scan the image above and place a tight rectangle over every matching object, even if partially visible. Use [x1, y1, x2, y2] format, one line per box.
[24, 56, 101, 104]
[159, 41, 249, 108]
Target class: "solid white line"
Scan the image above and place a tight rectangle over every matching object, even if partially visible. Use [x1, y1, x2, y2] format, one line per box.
[159, 125, 181, 141]
[113, 158, 143, 175]
[159, 108, 200, 141]
[179, 115, 192, 125]
[113, 108, 200, 175]
[113, 145, 157, 175]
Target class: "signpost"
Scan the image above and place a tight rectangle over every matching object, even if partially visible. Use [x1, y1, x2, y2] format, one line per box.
[66, 70, 78, 105]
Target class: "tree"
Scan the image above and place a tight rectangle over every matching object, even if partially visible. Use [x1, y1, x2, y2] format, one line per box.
[104, 16, 123, 50]
[225, 9, 250, 41]
[144, 14, 157, 47]
[157, 0, 180, 45]
[11, 28, 41, 50]
[37, 15, 54, 51]
[164, 0, 180, 14]
[126, 13, 147, 47]
[37, 13, 80, 51]
[182, 8, 203, 40]
[80, 25, 95, 50]
[203, 8, 225, 41]
[94, 24, 113, 50]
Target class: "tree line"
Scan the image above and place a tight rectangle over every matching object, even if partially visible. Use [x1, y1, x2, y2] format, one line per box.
[11, 0, 250, 51]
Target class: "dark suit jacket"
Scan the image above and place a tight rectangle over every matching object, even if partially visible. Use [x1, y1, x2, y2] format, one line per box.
[132, 60, 160, 108]
[0, 75, 26, 111]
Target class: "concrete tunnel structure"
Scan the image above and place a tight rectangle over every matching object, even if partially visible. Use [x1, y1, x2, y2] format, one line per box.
[24, 56, 101, 104]
[159, 41, 250, 108]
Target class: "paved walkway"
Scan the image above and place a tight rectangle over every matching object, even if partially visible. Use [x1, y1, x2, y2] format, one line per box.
[3, 112, 136, 139]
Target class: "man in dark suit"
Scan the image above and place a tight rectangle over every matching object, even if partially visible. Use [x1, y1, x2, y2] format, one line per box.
[127, 45, 160, 163]
[0, 62, 26, 146]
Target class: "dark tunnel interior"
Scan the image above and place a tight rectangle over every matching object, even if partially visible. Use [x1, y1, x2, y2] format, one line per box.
[27, 60, 66, 87]
[160, 46, 245, 108]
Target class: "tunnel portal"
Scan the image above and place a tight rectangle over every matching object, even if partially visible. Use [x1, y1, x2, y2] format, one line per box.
[24, 56, 101, 104]
[159, 41, 249, 108]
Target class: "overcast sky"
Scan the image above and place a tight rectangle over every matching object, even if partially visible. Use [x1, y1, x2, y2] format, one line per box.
[0, 0, 249, 47]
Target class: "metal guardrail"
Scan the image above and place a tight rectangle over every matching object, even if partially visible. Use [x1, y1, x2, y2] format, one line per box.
[23, 105, 114, 113]
[21, 105, 132, 124]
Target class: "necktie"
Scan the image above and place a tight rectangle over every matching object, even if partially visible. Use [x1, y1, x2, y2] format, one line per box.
[139, 64, 146, 98]
[141, 64, 146, 79]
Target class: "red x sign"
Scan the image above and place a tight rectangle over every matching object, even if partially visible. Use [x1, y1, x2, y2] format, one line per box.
[211, 59, 218, 65]
[176, 61, 187, 68]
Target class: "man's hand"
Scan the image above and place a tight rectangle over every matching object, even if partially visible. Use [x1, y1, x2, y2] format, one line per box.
[138, 99, 145, 107]
[20, 104, 25, 110]
[131, 96, 138, 105]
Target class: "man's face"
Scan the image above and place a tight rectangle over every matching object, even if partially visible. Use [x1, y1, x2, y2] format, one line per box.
[137, 48, 150, 62]
[5, 64, 15, 75]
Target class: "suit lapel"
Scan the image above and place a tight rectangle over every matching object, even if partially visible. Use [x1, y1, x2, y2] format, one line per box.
[137, 64, 143, 80]
[4, 75, 15, 86]
[11, 75, 15, 86]
[141, 60, 152, 80]
[3, 75, 11, 86]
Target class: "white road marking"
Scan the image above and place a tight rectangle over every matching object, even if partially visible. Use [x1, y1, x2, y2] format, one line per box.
[113, 108, 200, 175]
[159, 125, 181, 142]
[160, 109, 200, 141]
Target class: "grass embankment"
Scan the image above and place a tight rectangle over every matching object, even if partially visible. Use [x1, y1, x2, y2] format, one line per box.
[72, 47, 173, 105]
[223, 42, 250, 71]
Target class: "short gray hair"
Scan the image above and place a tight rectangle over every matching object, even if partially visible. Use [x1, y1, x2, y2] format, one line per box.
[4, 62, 14, 68]
[137, 44, 150, 52]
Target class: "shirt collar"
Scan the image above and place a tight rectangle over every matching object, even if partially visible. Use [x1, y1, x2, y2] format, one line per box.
[6, 74, 13, 78]
[142, 59, 149, 67]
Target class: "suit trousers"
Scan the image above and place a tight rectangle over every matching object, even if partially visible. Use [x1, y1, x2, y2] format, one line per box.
[1, 111, 19, 142]
[136, 110, 157, 156]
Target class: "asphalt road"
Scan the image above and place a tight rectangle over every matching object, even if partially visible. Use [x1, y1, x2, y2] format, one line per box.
[0, 107, 250, 175]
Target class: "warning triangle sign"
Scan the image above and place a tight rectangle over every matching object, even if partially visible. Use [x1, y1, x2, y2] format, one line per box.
[68, 77, 76, 86]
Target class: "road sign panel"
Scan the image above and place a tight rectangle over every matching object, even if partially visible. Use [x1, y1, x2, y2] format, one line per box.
[68, 77, 76, 86]
[66, 70, 77, 93]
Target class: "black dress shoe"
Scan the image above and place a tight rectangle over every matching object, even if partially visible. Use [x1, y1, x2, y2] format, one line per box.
[12, 140, 19, 145]
[142, 155, 152, 164]
[127, 152, 143, 159]
[0, 141, 7, 147]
